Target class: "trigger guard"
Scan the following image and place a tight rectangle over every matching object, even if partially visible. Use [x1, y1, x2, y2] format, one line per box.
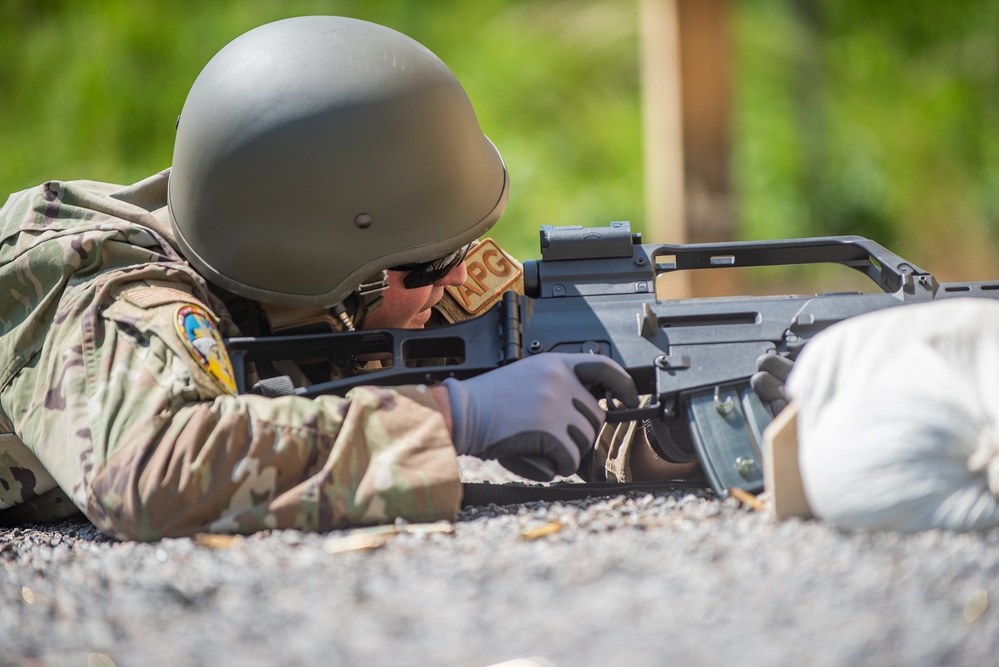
[604, 398, 699, 464]
[645, 418, 699, 463]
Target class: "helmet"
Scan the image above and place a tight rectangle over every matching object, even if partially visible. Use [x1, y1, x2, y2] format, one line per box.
[168, 16, 508, 307]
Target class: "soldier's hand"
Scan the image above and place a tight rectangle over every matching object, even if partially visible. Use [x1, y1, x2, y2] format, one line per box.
[751, 352, 795, 415]
[443, 354, 639, 481]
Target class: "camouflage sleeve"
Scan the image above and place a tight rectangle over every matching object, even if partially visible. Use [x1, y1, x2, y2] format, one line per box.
[3, 272, 461, 541]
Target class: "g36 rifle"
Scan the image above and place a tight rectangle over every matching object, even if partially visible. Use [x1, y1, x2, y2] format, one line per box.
[226, 222, 999, 496]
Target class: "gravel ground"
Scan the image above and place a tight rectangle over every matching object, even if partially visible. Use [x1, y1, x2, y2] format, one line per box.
[3, 459, 998, 667]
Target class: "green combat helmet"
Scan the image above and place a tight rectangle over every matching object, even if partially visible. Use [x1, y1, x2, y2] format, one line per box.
[168, 16, 509, 308]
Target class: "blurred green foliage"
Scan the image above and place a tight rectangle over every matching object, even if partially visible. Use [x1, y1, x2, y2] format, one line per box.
[735, 0, 999, 280]
[1, 0, 996, 277]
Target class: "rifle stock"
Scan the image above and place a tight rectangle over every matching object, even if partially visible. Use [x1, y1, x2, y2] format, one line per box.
[226, 222, 999, 496]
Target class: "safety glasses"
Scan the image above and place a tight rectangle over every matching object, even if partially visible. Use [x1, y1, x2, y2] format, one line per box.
[393, 244, 471, 289]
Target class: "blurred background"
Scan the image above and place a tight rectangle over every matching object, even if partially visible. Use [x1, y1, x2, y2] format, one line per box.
[2, 0, 997, 293]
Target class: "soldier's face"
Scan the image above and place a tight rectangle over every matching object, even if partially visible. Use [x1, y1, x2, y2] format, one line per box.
[363, 260, 467, 329]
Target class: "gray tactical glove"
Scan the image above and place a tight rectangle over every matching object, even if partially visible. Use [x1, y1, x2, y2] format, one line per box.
[443, 353, 639, 481]
[751, 352, 795, 415]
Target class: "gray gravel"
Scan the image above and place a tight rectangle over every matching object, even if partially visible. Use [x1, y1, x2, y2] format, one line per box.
[3, 459, 998, 667]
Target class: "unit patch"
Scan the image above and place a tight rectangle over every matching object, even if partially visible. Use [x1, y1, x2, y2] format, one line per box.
[444, 238, 522, 315]
[174, 304, 237, 395]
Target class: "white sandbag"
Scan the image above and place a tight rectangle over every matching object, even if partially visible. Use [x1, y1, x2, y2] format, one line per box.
[786, 297, 999, 532]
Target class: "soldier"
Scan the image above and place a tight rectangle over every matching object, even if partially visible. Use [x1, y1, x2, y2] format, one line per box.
[0, 16, 638, 540]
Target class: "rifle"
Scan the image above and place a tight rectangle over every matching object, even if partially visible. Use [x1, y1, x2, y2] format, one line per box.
[225, 222, 999, 496]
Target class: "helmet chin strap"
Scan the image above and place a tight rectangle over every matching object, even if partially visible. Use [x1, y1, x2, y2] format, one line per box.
[258, 303, 349, 334]
[258, 270, 389, 334]
[355, 269, 389, 297]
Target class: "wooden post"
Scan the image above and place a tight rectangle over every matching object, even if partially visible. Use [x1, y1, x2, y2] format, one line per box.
[639, 0, 689, 298]
[641, 0, 733, 298]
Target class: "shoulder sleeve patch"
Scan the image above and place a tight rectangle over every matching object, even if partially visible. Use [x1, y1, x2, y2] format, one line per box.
[174, 303, 237, 396]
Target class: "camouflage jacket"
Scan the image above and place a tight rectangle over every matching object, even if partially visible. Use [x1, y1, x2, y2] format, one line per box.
[0, 171, 460, 540]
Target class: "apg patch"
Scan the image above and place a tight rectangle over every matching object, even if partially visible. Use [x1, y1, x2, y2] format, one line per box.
[443, 239, 522, 315]
[174, 304, 237, 395]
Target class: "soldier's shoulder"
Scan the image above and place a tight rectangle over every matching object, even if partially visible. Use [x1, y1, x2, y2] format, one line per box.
[1, 178, 124, 228]
[1, 174, 173, 260]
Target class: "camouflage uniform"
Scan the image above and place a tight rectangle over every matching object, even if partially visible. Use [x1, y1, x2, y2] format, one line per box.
[0, 171, 460, 540]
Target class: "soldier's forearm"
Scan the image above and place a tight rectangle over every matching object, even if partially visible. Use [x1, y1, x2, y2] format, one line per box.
[84, 387, 461, 541]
